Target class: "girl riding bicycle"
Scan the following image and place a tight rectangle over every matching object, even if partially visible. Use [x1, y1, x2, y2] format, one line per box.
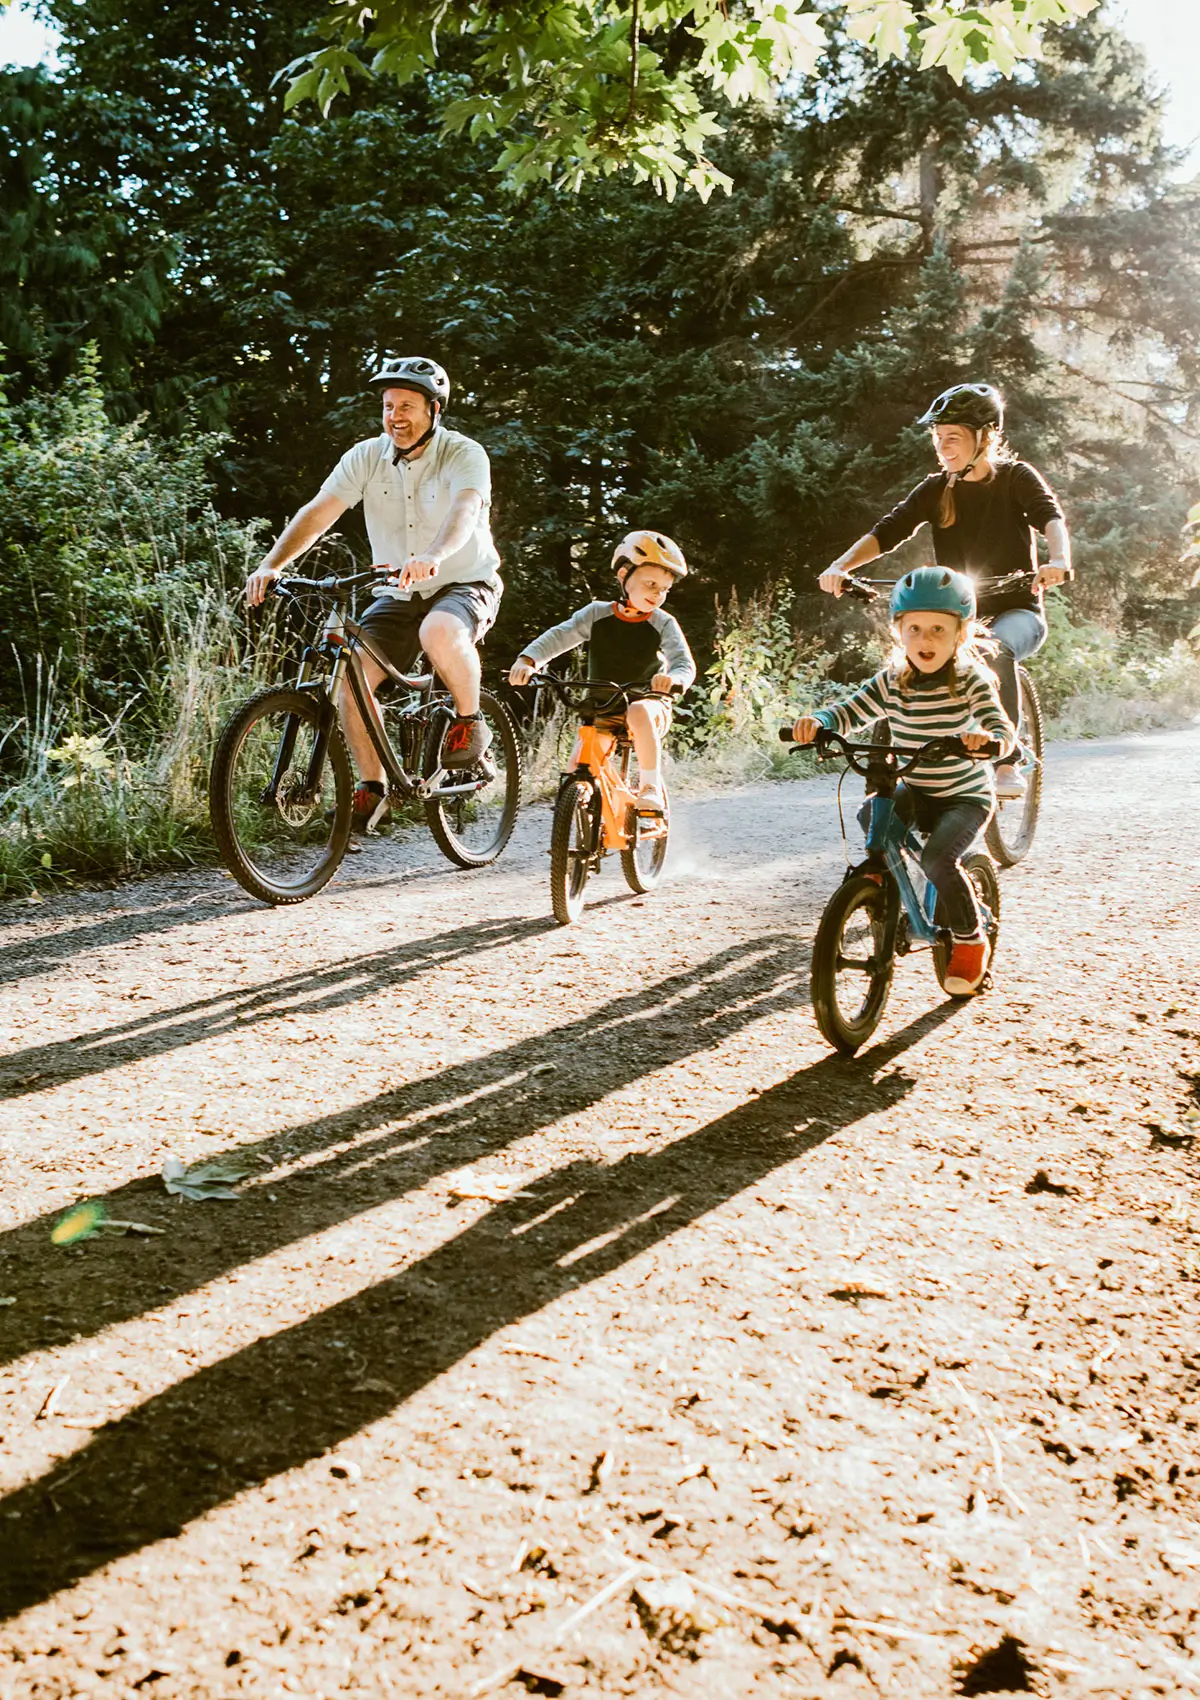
[509, 530, 696, 814]
[792, 567, 1014, 997]
[818, 382, 1072, 800]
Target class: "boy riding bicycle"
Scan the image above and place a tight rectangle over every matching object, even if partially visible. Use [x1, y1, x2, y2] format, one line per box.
[792, 567, 1014, 997]
[509, 531, 696, 814]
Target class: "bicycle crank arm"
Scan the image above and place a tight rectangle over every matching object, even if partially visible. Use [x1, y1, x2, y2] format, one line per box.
[424, 779, 488, 799]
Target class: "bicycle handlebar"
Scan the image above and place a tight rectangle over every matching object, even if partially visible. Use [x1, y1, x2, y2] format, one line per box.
[778, 725, 1006, 777]
[273, 567, 387, 596]
[829, 565, 1073, 605]
[521, 675, 683, 715]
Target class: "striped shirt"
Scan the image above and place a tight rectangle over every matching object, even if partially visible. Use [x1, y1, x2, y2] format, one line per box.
[813, 660, 1013, 804]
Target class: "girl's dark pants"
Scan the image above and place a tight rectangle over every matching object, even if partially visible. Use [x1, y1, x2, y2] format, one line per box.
[896, 785, 991, 938]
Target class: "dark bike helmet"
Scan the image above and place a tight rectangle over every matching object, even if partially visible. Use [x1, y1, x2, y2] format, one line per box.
[917, 383, 1004, 433]
[367, 356, 451, 411]
[890, 566, 976, 623]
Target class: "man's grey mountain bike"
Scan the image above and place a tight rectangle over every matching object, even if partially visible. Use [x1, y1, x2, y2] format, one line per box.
[210, 569, 521, 905]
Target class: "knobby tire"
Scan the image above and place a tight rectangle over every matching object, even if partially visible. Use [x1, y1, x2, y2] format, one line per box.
[549, 777, 596, 925]
[810, 873, 895, 1055]
[209, 685, 352, 906]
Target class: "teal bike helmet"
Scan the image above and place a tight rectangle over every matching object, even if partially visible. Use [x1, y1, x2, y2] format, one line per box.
[890, 567, 976, 623]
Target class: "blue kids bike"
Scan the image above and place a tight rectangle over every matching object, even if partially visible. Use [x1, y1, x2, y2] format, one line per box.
[782, 727, 1005, 1055]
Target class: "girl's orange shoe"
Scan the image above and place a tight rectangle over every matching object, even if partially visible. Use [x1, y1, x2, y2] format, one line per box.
[944, 937, 988, 996]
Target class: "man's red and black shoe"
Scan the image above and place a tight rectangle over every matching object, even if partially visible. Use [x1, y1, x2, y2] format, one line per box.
[442, 713, 492, 770]
[350, 783, 390, 835]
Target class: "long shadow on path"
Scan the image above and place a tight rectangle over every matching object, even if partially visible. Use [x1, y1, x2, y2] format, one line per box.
[0, 895, 257, 990]
[0, 912, 552, 1096]
[0, 1004, 952, 1619]
[0, 934, 810, 1373]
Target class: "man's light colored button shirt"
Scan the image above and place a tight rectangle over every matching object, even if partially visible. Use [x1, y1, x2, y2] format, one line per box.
[318, 426, 501, 600]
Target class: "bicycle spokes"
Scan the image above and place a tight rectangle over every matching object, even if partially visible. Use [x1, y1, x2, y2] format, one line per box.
[211, 688, 351, 904]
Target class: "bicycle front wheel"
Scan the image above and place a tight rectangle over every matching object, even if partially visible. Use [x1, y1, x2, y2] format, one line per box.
[621, 802, 669, 895]
[549, 776, 597, 925]
[810, 874, 895, 1055]
[209, 686, 352, 905]
[986, 665, 1043, 867]
[423, 688, 522, 868]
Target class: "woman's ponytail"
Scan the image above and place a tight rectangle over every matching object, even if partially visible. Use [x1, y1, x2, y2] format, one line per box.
[936, 425, 1007, 527]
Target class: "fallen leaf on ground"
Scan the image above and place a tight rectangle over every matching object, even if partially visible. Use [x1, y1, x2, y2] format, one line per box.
[163, 1154, 253, 1202]
[51, 1201, 106, 1244]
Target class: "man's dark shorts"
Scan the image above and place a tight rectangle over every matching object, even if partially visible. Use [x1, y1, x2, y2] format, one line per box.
[356, 580, 501, 676]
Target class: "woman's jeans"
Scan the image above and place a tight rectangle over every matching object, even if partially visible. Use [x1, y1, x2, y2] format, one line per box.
[985, 607, 1047, 730]
[862, 785, 992, 938]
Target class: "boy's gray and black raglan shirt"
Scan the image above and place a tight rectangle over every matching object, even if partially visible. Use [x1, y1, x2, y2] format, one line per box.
[521, 601, 696, 694]
[813, 662, 1012, 805]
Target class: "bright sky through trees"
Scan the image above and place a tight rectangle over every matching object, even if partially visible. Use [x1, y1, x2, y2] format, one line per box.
[0, 0, 1195, 168]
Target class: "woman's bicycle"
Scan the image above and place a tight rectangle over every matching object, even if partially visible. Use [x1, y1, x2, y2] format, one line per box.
[520, 677, 676, 925]
[781, 726, 1004, 1055]
[973, 570, 1045, 869]
[833, 567, 1046, 867]
[210, 568, 521, 905]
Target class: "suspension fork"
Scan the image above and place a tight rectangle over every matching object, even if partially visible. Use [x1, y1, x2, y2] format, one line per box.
[298, 654, 348, 795]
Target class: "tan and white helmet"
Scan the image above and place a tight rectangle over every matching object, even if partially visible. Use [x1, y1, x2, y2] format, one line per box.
[611, 529, 688, 582]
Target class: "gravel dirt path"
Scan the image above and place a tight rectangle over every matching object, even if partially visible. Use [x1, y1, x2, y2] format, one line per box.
[1, 728, 1198, 1699]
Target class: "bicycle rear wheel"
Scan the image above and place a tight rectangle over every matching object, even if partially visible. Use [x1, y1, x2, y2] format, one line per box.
[932, 851, 1001, 994]
[810, 873, 895, 1055]
[209, 686, 352, 905]
[423, 688, 522, 868]
[549, 776, 598, 925]
[986, 666, 1043, 867]
[621, 802, 669, 894]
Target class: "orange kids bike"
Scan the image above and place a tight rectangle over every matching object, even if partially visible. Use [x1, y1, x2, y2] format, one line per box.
[530, 677, 676, 924]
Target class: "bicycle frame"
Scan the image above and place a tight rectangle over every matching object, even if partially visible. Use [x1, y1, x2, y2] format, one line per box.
[786, 731, 1001, 953]
[573, 724, 668, 854]
[861, 791, 941, 949]
[275, 576, 485, 804]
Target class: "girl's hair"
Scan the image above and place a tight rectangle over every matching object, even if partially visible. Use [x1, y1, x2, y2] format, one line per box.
[935, 425, 1013, 527]
[889, 616, 997, 696]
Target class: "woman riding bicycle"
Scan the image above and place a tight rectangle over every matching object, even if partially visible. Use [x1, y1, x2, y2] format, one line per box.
[817, 382, 1072, 800]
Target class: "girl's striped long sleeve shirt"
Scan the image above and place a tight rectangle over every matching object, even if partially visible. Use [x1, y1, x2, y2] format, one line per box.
[813, 661, 1014, 804]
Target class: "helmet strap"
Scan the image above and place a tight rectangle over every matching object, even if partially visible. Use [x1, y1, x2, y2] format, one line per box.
[390, 402, 440, 464]
[945, 427, 989, 488]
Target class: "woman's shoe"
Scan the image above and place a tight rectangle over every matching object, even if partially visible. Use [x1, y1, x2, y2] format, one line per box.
[994, 764, 1027, 800]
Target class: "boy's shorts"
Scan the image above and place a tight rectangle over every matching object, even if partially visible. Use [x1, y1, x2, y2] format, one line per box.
[356, 580, 501, 676]
[594, 697, 673, 737]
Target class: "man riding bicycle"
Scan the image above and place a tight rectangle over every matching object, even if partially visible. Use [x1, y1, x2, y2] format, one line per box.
[817, 382, 1073, 799]
[245, 356, 503, 832]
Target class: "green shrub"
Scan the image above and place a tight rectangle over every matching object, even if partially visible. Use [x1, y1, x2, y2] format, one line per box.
[0, 346, 260, 730]
[1031, 600, 1200, 737]
[0, 352, 267, 891]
